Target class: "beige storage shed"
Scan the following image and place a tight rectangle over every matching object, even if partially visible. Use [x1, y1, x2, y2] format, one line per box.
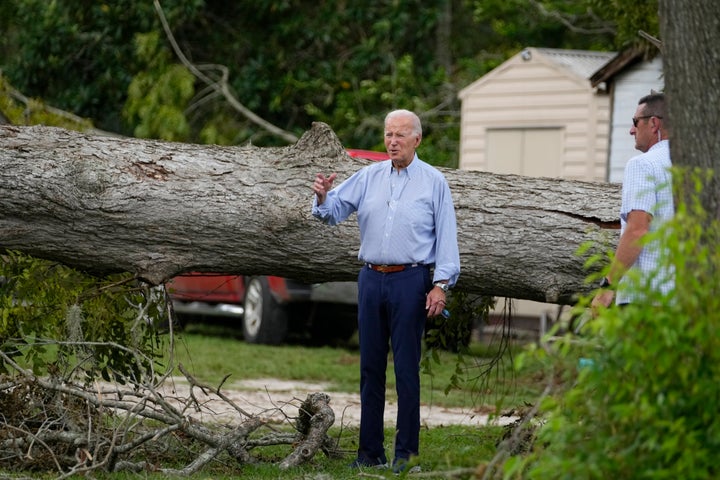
[458, 47, 615, 181]
[458, 47, 616, 334]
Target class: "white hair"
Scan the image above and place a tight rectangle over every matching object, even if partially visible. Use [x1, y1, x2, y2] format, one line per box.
[385, 109, 422, 136]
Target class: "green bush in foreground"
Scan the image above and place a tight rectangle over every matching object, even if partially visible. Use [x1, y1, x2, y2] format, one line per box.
[507, 171, 720, 479]
[0, 251, 166, 383]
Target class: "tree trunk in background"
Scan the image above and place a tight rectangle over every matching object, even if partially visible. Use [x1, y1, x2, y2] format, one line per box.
[659, 0, 720, 218]
[0, 123, 620, 304]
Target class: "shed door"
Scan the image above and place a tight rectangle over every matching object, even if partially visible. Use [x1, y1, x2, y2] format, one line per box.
[486, 128, 563, 177]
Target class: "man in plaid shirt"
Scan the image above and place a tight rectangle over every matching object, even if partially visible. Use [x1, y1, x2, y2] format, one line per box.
[592, 92, 674, 313]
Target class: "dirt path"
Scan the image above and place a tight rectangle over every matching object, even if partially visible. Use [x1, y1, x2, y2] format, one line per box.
[163, 377, 517, 428]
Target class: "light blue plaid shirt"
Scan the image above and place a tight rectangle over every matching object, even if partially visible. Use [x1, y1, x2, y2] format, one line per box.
[312, 155, 460, 286]
[617, 140, 674, 304]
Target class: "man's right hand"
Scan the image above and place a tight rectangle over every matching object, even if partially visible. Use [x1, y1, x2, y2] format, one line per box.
[312, 173, 337, 205]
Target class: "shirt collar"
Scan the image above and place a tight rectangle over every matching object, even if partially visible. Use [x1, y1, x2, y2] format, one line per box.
[649, 139, 669, 152]
[388, 153, 419, 178]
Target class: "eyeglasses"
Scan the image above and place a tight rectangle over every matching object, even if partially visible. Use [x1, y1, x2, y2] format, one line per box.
[632, 115, 663, 127]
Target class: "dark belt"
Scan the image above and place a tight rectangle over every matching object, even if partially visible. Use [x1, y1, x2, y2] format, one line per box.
[366, 263, 423, 273]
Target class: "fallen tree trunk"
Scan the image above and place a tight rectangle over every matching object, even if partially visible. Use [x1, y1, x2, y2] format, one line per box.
[0, 124, 619, 304]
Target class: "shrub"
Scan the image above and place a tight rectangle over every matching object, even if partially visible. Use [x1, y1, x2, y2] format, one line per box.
[504, 169, 720, 479]
[0, 251, 167, 383]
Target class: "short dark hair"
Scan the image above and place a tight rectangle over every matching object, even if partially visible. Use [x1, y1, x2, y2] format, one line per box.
[638, 92, 667, 121]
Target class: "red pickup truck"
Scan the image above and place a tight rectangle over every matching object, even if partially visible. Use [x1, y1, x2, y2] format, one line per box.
[167, 149, 389, 345]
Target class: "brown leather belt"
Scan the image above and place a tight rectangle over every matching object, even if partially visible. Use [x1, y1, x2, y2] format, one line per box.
[366, 263, 421, 273]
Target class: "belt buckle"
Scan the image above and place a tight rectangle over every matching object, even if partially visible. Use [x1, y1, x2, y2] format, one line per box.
[384, 264, 404, 273]
[369, 263, 405, 273]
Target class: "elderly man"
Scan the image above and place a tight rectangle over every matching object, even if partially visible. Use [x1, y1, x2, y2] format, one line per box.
[311, 109, 460, 473]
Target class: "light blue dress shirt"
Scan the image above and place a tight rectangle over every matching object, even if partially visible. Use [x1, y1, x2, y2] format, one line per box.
[312, 155, 460, 286]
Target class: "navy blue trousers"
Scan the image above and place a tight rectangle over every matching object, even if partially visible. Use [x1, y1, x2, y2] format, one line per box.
[356, 264, 431, 464]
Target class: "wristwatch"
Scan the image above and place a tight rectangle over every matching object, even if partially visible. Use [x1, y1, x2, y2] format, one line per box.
[599, 277, 611, 288]
[433, 281, 449, 293]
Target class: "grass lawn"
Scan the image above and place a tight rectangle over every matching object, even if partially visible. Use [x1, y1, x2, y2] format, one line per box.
[104, 321, 547, 479]
[4, 322, 548, 480]
[166, 322, 544, 411]
[86, 424, 504, 480]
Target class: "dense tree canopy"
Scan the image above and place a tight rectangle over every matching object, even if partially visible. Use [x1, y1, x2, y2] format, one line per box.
[0, 0, 622, 167]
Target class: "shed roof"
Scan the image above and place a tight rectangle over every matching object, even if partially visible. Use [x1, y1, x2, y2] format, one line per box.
[588, 46, 663, 87]
[459, 47, 615, 99]
[534, 48, 616, 79]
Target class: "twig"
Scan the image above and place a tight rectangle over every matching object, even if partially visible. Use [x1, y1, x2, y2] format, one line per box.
[638, 30, 663, 51]
[0, 334, 338, 476]
[153, 0, 298, 143]
[178, 363, 255, 418]
[279, 392, 336, 469]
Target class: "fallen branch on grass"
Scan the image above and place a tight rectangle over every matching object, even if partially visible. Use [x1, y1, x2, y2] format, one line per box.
[0, 341, 341, 477]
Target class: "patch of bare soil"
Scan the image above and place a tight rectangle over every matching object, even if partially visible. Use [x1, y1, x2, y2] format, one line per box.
[161, 377, 517, 428]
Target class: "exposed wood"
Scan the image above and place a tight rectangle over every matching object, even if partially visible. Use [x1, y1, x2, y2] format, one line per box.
[279, 392, 338, 470]
[0, 123, 620, 304]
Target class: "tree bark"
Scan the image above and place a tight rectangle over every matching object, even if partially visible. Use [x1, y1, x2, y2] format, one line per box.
[0, 123, 619, 304]
[279, 392, 337, 470]
[659, 0, 720, 218]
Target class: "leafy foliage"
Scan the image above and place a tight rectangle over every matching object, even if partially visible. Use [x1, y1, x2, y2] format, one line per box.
[311, 54, 461, 167]
[423, 291, 496, 396]
[0, 0, 203, 133]
[504, 169, 720, 479]
[588, 0, 660, 49]
[123, 31, 195, 141]
[470, 0, 617, 52]
[0, 251, 166, 384]
[0, 75, 94, 130]
[0, 0, 621, 165]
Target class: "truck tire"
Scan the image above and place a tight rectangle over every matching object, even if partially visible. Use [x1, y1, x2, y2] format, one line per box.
[242, 276, 288, 344]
